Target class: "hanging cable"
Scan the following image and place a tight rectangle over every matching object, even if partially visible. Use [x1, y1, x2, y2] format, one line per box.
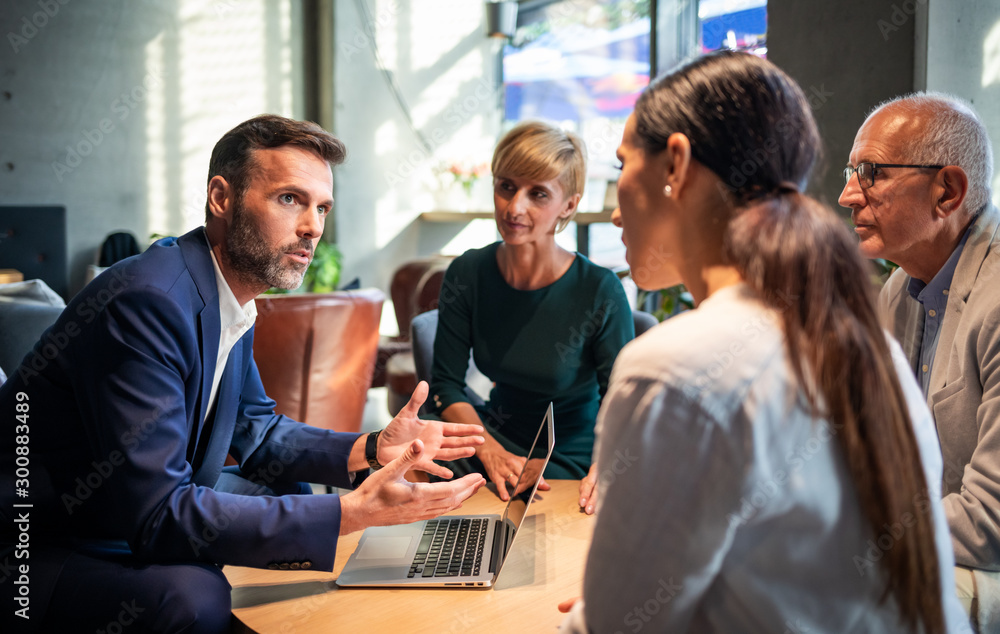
[354, 0, 436, 154]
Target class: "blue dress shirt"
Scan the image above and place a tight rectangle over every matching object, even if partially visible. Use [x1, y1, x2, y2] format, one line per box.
[906, 226, 972, 395]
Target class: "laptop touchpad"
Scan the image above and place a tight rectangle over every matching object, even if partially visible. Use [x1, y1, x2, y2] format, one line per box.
[356, 536, 412, 560]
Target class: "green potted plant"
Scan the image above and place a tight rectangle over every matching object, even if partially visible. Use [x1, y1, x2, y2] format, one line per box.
[637, 284, 694, 322]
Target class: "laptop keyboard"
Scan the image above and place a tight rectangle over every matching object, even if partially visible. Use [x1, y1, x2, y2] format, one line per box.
[408, 518, 489, 578]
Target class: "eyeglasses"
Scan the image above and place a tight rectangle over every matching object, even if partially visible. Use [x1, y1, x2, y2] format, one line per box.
[843, 162, 944, 189]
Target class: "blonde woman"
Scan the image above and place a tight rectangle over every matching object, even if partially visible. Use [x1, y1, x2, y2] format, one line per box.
[430, 121, 633, 501]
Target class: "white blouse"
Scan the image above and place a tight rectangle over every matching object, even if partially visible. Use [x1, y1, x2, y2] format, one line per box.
[561, 283, 966, 633]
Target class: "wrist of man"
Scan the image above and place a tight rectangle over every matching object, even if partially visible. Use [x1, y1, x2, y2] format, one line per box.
[366, 430, 384, 470]
[348, 435, 370, 472]
[338, 493, 367, 536]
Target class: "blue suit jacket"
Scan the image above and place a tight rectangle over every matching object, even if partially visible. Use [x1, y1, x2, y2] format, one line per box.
[1, 228, 363, 571]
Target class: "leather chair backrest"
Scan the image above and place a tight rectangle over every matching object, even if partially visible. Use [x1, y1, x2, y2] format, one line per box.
[633, 309, 658, 337]
[98, 231, 142, 267]
[409, 309, 489, 413]
[413, 267, 447, 317]
[253, 288, 384, 433]
[388, 257, 453, 340]
[410, 309, 439, 394]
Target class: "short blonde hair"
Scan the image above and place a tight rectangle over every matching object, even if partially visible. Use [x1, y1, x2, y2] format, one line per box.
[491, 121, 587, 232]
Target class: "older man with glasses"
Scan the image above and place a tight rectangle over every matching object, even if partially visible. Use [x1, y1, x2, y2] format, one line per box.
[840, 92, 999, 631]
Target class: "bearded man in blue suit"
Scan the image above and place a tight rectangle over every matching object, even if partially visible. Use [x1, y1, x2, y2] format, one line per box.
[0, 115, 485, 633]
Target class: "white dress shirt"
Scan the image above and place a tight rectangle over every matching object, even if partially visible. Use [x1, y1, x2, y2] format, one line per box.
[206, 241, 257, 421]
[561, 284, 966, 633]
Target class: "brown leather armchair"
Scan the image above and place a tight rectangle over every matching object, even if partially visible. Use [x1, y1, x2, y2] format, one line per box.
[252, 289, 385, 433]
[371, 256, 454, 391]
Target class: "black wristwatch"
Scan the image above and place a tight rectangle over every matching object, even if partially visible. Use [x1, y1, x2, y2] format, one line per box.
[365, 430, 383, 470]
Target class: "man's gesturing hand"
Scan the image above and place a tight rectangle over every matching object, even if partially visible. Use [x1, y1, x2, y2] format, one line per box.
[339, 440, 486, 535]
[377, 381, 484, 479]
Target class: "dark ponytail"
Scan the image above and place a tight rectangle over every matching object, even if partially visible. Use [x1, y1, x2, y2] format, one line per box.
[726, 194, 943, 632]
[636, 52, 944, 633]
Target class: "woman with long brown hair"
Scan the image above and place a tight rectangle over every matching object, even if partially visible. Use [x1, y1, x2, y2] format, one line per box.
[560, 52, 966, 632]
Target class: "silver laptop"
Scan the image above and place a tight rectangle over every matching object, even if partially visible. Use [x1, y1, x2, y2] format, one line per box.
[336, 403, 555, 588]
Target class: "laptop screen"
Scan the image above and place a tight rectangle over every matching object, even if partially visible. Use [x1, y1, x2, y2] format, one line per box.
[500, 402, 555, 531]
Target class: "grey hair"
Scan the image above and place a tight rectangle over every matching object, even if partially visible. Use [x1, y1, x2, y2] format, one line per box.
[870, 92, 993, 215]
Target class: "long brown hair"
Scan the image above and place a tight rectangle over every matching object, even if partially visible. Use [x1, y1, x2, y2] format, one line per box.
[635, 52, 944, 632]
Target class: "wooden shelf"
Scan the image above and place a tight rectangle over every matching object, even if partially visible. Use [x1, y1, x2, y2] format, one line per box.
[0, 269, 24, 284]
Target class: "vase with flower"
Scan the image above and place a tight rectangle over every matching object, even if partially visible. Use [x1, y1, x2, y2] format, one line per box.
[440, 160, 489, 211]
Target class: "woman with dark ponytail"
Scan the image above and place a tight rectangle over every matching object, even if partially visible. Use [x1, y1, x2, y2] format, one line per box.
[559, 52, 966, 632]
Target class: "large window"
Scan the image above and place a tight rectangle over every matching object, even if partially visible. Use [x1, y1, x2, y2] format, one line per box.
[699, 0, 767, 56]
[504, 1, 649, 203]
[501, 0, 767, 268]
[502, 1, 649, 266]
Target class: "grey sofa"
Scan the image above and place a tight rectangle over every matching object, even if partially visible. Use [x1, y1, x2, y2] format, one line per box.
[0, 280, 66, 386]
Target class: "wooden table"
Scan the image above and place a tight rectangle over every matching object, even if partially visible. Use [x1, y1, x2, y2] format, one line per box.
[226, 480, 594, 633]
[0, 269, 24, 284]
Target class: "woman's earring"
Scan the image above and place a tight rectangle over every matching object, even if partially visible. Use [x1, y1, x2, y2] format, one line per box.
[663, 185, 673, 198]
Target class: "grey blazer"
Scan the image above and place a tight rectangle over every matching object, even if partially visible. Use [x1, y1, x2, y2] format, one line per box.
[879, 205, 1000, 570]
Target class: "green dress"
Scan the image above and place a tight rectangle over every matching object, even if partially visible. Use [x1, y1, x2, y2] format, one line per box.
[430, 242, 634, 478]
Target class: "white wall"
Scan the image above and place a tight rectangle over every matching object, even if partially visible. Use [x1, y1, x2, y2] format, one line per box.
[331, 0, 503, 295]
[923, 0, 1000, 204]
[0, 0, 305, 295]
[769, 0, 917, 208]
